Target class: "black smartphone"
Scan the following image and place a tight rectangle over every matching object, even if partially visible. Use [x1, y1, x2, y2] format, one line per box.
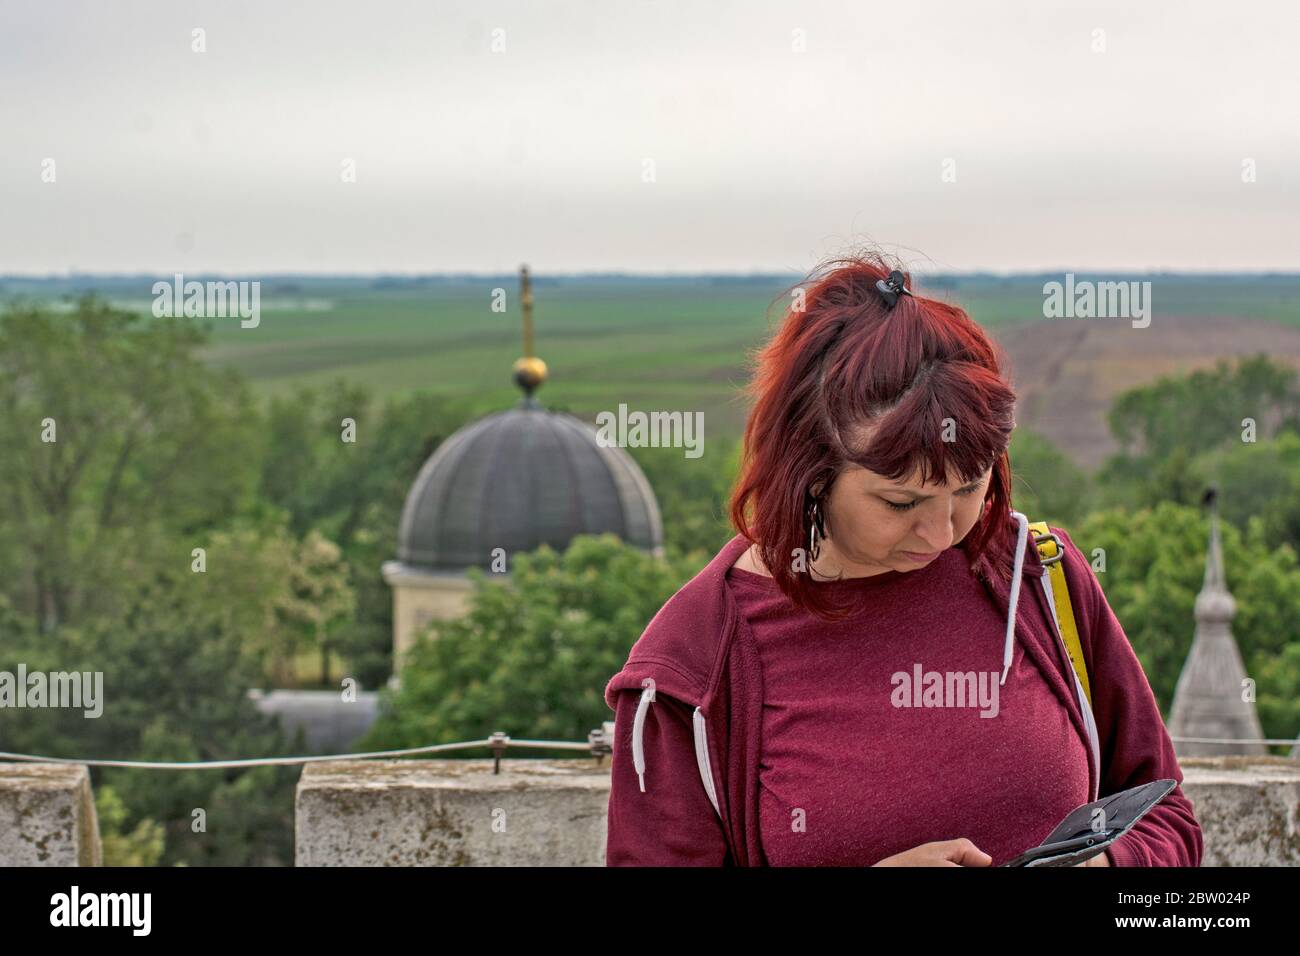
[999, 779, 1178, 867]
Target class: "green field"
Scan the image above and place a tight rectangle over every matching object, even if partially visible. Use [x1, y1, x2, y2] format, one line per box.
[5, 273, 1299, 438]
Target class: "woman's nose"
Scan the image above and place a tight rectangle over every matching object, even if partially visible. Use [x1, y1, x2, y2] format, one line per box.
[913, 510, 956, 552]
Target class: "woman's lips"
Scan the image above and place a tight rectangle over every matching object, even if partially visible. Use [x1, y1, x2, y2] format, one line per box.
[901, 550, 941, 562]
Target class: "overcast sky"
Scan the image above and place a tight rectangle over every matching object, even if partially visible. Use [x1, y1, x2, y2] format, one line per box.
[2, 0, 1296, 274]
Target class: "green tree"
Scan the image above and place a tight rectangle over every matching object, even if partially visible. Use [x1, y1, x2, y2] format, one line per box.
[194, 517, 356, 687]
[1095, 354, 1300, 511]
[96, 784, 166, 867]
[0, 297, 261, 631]
[0, 573, 302, 866]
[1008, 428, 1093, 525]
[360, 534, 706, 751]
[256, 383, 473, 687]
[627, 433, 741, 562]
[1194, 430, 1300, 558]
[279, 530, 357, 687]
[0, 298, 309, 865]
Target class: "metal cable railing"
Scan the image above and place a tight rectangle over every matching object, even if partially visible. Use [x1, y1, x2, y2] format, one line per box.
[1, 729, 1295, 772]
[0, 725, 618, 772]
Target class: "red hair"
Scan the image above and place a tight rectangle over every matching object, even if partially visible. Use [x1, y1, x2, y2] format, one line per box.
[728, 251, 1019, 621]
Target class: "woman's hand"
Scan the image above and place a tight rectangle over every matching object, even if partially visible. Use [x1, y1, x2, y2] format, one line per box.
[872, 838, 993, 867]
[1075, 851, 1111, 867]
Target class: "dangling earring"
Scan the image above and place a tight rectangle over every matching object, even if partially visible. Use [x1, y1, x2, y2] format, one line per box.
[807, 497, 827, 565]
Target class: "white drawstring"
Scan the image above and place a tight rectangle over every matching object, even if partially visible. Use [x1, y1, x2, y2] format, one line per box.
[1002, 511, 1030, 685]
[631, 683, 656, 792]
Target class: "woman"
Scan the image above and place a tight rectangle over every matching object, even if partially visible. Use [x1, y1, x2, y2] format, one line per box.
[603, 253, 1203, 867]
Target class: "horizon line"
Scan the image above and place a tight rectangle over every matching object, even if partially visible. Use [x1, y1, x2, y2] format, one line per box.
[4, 269, 1300, 281]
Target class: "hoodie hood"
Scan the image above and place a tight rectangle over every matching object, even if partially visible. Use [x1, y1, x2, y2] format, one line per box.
[605, 508, 1098, 811]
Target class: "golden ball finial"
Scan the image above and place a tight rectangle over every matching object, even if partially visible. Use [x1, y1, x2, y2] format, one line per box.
[513, 355, 548, 396]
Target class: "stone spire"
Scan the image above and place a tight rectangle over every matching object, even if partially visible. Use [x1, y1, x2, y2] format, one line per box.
[1168, 487, 1267, 756]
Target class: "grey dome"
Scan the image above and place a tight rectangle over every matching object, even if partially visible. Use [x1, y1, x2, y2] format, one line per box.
[396, 400, 664, 571]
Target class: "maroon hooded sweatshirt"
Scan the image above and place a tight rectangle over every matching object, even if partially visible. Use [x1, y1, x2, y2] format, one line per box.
[603, 510, 1203, 866]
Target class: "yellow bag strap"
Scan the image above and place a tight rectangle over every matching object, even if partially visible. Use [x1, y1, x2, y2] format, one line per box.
[1027, 521, 1092, 709]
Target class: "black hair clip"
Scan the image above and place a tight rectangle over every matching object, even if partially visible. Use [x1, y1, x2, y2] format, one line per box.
[875, 270, 913, 309]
